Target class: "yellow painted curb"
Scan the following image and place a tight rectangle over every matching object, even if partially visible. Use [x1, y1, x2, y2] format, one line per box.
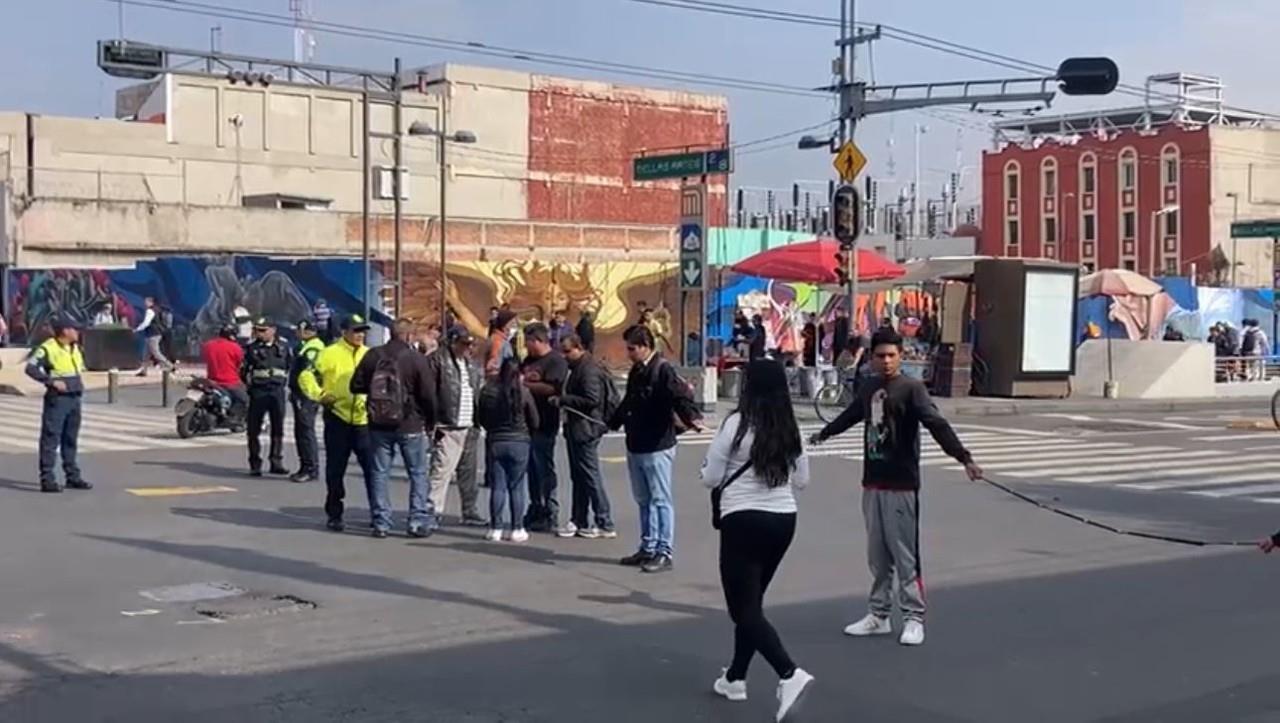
[126, 486, 238, 497]
[600, 456, 628, 464]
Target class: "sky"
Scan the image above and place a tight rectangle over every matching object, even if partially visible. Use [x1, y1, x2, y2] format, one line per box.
[2, 0, 1277, 206]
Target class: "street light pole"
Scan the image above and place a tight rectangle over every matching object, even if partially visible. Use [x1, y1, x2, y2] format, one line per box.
[409, 111, 476, 328]
[1227, 191, 1241, 286]
[392, 57, 404, 318]
[1150, 205, 1178, 278]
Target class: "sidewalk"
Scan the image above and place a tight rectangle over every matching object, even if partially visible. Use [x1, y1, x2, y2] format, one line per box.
[770, 393, 1270, 423]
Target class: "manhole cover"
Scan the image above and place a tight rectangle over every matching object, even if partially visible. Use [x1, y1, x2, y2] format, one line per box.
[140, 582, 246, 603]
[195, 594, 317, 621]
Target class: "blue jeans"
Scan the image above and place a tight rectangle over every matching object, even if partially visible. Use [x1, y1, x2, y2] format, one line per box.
[627, 447, 677, 557]
[526, 432, 560, 528]
[489, 439, 530, 531]
[368, 429, 434, 532]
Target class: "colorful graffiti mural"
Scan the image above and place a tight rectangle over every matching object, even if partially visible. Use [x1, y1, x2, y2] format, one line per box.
[5, 256, 383, 353]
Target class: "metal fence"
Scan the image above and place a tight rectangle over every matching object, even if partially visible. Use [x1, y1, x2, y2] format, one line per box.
[1214, 355, 1280, 383]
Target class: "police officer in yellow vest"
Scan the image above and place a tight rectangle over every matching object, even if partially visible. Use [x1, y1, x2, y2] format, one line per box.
[25, 315, 92, 493]
[240, 317, 292, 477]
[289, 320, 326, 483]
[299, 314, 371, 532]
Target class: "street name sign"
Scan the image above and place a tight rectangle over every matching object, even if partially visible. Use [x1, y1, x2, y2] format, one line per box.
[1232, 220, 1280, 238]
[634, 149, 733, 182]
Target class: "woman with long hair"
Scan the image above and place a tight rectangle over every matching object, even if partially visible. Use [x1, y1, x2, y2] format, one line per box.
[477, 357, 539, 542]
[701, 358, 812, 721]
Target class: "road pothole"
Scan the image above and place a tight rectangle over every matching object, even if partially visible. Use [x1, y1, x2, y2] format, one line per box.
[194, 593, 318, 621]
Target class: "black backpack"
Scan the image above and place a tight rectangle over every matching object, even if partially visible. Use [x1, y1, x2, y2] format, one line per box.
[1242, 328, 1259, 355]
[600, 368, 622, 423]
[366, 349, 407, 427]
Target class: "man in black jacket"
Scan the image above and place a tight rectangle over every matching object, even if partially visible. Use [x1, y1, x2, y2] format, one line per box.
[521, 323, 569, 533]
[425, 327, 486, 526]
[810, 328, 982, 647]
[554, 333, 616, 539]
[350, 319, 438, 539]
[608, 325, 703, 573]
[575, 309, 596, 353]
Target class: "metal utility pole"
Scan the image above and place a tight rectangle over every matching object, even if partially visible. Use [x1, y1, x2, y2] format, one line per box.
[392, 57, 404, 318]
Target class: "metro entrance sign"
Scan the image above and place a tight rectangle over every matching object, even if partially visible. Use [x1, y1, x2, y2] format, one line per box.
[1231, 220, 1280, 238]
[633, 148, 733, 182]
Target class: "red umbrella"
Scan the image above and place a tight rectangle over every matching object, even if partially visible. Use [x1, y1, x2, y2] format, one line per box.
[730, 239, 905, 284]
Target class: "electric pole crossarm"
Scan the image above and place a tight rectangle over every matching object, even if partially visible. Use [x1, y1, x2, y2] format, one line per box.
[861, 91, 1054, 117]
[835, 25, 882, 47]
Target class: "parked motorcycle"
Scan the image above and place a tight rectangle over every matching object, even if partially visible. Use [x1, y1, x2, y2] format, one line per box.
[175, 377, 244, 438]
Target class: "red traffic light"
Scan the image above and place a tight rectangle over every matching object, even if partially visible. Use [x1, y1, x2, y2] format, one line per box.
[1057, 57, 1119, 96]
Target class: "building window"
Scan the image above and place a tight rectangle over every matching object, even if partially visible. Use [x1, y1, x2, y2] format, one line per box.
[1123, 259, 1136, 271]
[1083, 214, 1096, 242]
[1042, 158, 1058, 197]
[1164, 258, 1178, 274]
[1163, 156, 1178, 185]
[1005, 166, 1020, 200]
[1082, 164, 1096, 194]
[1007, 219, 1020, 246]
[1083, 261, 1096, 273]
[1045, 244, 1057, 259]
[1165, 210, 1178, 237]
[1122, 211, 1136, 239]
[1044, 217, 1058, 244]
[1120, 150, 1137, 191]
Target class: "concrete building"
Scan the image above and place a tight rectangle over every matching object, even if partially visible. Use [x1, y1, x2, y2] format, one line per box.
[0, 61, 728, 269]
[979, 74, 1280, 286]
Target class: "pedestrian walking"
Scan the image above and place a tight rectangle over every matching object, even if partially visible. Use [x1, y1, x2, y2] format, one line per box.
[477, 357, 540, 543]
[554, 332, 617, 539]
[485, 310, 517, 377]
[575, 308, 596, 354]
[312, 299, 334, 343]
[299, 314, 372, 532]
[810, 327, 983, 647]
[608, 324, 703, 573]
[703, 359, 813, 718]
[748, 314, 767, 361]
[520, 322, 569, 533]
[134, 296, 173, 376]
[241, 317, 292, 477]
[202, 323, 248, 427]
[289, 321, 325, 483]
[25, 315, 92, 493]
[350, 318, 438, 539]
[425, 326, 487, 526]
[548, 309, 571, 348]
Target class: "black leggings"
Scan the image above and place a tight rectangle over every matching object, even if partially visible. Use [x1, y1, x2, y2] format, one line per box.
[719, 510, 797, 681]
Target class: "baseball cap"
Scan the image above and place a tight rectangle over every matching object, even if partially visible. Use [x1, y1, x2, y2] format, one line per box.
[253, 316, 275, 329]
[341, 314, 371, 332]
[50, 314, 80, 332]
[447, 326, 475, 344]
[297, 320, 316, 333]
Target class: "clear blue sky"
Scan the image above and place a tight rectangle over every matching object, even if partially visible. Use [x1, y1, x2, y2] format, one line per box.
[2, 0, 1276, 202]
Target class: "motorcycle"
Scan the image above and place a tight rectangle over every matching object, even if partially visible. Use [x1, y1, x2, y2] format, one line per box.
[175, 377, 245, 438]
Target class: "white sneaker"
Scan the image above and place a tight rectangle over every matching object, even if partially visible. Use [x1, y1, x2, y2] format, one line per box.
[484, 528, 503, 542]
[899, 619, 925, 646]
[508, 528, 530, 543]
[775, 668, 813, 722]
[843, 613, 892, 637]
[712, 669, 747, 702]
[556, 522, 579, 538]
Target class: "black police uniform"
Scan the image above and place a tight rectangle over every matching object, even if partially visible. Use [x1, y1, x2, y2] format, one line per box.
[242, 336, 292, 474]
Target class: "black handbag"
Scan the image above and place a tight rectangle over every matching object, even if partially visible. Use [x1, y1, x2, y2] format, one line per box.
[711, 461, 752, 530]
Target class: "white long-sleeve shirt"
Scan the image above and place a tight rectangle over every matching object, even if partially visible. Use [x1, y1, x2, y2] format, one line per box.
[700, 412, 809, 518]
[135, 308, 155, 333]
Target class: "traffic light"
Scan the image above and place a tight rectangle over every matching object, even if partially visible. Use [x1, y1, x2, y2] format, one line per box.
[834, 249, 850, 287]
[833, 184, 861, 246]
[1057, 57, 1119, 96]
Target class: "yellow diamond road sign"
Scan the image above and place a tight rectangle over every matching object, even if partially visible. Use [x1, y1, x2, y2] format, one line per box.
[834, 141, 867, 182]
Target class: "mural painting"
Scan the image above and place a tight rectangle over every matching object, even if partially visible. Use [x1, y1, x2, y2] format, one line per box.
[5, 256, 382, 355]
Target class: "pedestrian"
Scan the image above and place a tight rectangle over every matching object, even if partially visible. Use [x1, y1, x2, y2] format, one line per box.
[313, 299, 334, 343]
[299, 314, 372, 532]
[575, 308, 596, 354]
[549, 309, 571, 348]
[485, 309, 517, 377]
[419, 324, 443, 356]
[233, 305, 253, 346]
[703, 358, 813, 717]
[802, 313, 818, 367]
[477, 357, 540, 543]
[810, 327, 983, 646]
[92, 302, 115, 327]
[240, 317, 292, 477]
[555, 332, 617, 539]
[425, 326, 488, 527]
[608, 324, 703, 573]
[350, 318, 438, 539]
[832, 307, 850, 363]
[25, 315, 92, 493]
[487, 306, 501, 334]
[202, 322, 248, 427]
[748, 314, 767, 361]
[134, 296, 173, 376]
[635, 300, 650, 325]
[289, 320, 325, 483]
[520, 322, 570, 534]
[731, 310, 752, 358]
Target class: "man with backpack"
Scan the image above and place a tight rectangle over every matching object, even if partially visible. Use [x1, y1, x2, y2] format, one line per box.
[350, 318, 438, 539]
[553, 333, 617, 539]
[425, 327, 487, 527]
[134, 296, 174, 376]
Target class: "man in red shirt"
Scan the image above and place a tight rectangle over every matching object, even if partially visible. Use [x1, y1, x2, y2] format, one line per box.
[203, 324, 248, 423]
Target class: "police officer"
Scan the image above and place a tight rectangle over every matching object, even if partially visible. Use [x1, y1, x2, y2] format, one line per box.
[240, 317, 292, 477]
[25, 315, 92, 493]
[289, 320, 325, 483]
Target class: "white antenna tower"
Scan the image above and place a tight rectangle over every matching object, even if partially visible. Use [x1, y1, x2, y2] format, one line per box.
[290, 0, 316, 62]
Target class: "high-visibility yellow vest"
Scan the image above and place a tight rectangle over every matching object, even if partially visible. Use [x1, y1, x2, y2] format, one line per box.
[28, 338, 86, 393]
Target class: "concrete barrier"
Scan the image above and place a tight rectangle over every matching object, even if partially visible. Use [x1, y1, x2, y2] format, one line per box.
[1072, 340, 1214, 399]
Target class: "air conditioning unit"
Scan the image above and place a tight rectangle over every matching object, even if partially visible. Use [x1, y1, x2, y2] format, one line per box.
[374, 166, 410, 200]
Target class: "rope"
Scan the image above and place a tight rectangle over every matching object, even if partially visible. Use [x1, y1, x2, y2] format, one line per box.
[975, 474, 1255, 548]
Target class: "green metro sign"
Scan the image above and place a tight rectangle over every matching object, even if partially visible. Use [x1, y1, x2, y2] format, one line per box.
[1231, 220, 1280, 238]
[633, 149, 733, 182]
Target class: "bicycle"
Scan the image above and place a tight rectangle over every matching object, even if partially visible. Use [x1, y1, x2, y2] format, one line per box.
[814, 373, 858, 424]
[1271, 386, 1280, 429]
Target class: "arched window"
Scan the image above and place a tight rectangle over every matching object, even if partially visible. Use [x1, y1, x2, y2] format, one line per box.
[1079, 152, 1098, 264]
[1003, 160, 1021, 254]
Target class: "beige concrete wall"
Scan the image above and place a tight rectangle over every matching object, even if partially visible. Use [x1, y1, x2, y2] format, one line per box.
[1210, 126, 1280, 286]
[1072, 339, 1215, 398]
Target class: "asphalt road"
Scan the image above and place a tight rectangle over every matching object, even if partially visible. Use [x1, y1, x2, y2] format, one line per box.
[1, 400, 1279, 722]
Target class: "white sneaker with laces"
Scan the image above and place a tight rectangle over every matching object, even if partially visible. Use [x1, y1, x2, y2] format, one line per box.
[712, 669, 747, 701]
[556, 522, 579, 538]
[843, 613, 892, 637]
[899, 619, 925, 646]
[775, 668, 814, 722]
[485, 528, 503, 542]
[509, 528, 530, 543]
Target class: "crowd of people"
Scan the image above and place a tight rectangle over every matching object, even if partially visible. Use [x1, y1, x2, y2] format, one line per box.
[1207, 319, 1272, 381]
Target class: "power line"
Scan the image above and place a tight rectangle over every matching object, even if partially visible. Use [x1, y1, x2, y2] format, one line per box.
[115, 0, 826, 99]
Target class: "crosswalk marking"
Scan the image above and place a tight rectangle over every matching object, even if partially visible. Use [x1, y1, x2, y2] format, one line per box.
[1058, 457, 1280, 484]
[1121, 470, 1280, 491]
[1193, 433, 1273, 442]
[0, 405, 192, 450]
[1190, 482, 1280, 498]
[941, 446, 1174, 471]
[1001, 450, 1228, 478]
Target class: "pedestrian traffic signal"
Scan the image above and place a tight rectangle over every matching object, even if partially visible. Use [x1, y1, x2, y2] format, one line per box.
[833, 184, 861, 246]
[834, 250, 850, 287]
[1057, 57, 1119, 96]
